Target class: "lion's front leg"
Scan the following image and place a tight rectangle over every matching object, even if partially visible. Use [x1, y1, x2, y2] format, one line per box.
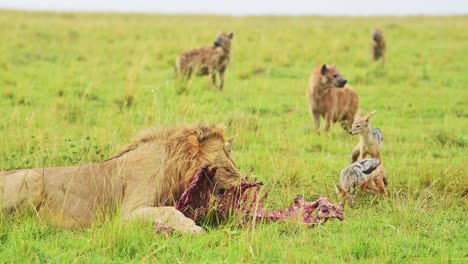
[123, 206, 205, 234]
[0, 169, 44, 212]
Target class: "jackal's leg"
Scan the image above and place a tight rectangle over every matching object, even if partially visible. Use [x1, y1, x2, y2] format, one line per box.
[351, 145, 360, 163]
[0, 170, 44, 212]
[379, 163, 388, 186]
[124, 206, 204, 234]
[373, 178, 388, 199]
[362, 182, 380, 193]
[360, 182, 367, 192]
[359, 151, 368, 160]
[373, 156, 388, 186]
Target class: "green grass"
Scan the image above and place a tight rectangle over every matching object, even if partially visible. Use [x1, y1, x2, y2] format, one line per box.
[1, 10, 467, 263]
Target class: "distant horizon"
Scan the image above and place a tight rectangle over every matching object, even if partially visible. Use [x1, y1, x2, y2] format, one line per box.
[1, 0, 467, 16]
[1, 9, 467, 17]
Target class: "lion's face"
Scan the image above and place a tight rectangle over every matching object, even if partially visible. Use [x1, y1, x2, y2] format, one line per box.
[186, 130, 241, 197]
[207, 136, 241, 196]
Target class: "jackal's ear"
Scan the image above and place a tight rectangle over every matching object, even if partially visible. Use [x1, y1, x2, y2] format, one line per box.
[320, 64, 327, 75]
[335, 183, 343, 195]
[187, 135, 201, 157]
[356, 111, 364, 119]
[365, 110, 376, 122]
[228, 32, 234, 39]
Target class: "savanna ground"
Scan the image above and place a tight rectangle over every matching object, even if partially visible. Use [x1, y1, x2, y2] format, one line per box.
[0, 11, 467, 263]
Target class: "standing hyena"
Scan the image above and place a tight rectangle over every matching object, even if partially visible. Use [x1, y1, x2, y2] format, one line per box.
[175, 32, 234, 91]
[306, 64, 359, 133]
[372, 29, 386, 66]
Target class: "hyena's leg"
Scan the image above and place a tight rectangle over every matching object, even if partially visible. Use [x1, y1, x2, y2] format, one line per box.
[341, 120, 351, 131]
[211, 73, 217, 88]
[324, 112, 332, 133]
[312, 111, 320, 133]
[218, 69, 225, 90]
[124, 206, 204, 234]
[177, 69, 192, 94]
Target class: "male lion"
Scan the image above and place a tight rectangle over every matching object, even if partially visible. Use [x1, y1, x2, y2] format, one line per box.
[0, 123, 240, 234]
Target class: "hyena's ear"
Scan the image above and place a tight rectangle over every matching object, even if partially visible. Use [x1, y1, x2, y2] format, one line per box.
[187, 135, 201, 157]
[320, 64, 328, 75]
[365, 110, 376, 122]
[228, 32, 234, 39]
[225, 135, 237, 153]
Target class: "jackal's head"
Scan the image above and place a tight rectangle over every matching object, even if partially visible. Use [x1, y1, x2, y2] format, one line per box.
[214, 32, 234, 52]
[335, 184, 354, 208]
[349, 110, 376, 135]
[319, 64, 347, 88]
[373, 29, 384, 43]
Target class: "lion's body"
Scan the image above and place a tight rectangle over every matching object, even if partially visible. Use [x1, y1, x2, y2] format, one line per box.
[0, 123, 240, 233]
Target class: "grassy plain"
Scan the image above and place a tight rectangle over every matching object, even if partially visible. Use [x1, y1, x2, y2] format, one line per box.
[0, 11, 467, 263]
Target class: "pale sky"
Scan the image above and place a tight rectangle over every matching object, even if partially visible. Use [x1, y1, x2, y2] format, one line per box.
[0, 0, 467, 16]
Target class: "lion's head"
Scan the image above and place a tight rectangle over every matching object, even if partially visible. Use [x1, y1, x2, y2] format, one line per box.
[184, 124, 241, 196]
[113, 123, 242, 204]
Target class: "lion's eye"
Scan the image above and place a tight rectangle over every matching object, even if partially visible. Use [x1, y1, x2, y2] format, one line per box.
[333, 74, 338, 78]
[357, 126, 360, 128]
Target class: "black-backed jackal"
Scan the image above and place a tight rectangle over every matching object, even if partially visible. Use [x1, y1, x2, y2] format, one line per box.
[335, 158, 387, 207]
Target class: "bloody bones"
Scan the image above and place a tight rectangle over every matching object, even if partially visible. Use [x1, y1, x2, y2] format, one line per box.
[173, 166, 344, 231]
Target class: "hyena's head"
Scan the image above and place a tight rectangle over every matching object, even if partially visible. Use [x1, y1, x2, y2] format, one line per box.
[373, 29, 384, 43]
[319, 64, 347, 88]
[214, 32, 234, 52]
[349, 110, 376, 135]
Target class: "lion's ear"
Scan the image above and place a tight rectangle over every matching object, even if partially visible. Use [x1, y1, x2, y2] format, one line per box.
[225, 135, 237, 153]
[187, 135, 201, 156]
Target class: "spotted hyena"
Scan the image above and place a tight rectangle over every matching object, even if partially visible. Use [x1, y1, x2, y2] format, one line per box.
[372, 29, 386, 66]
[306, 64, 359, 133]
[175, 32, 234, 91]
